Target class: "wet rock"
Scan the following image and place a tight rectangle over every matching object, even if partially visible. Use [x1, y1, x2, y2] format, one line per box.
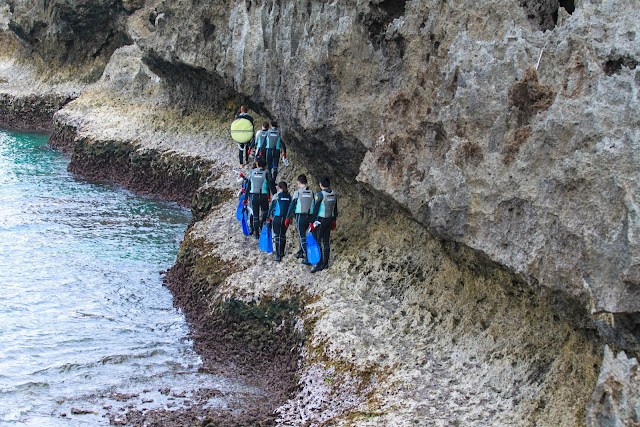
[111, 392, 138, 402]
[70, 407, 93, 415]
[0, 92, 74, 131]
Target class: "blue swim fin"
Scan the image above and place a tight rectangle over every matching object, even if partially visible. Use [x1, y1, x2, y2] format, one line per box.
[241, 208, 250, 236]
[236, 195, 244, 221]
[306, 231, 321, 265]
[259, 224, 270, 251]
[266, 222, 273, 254]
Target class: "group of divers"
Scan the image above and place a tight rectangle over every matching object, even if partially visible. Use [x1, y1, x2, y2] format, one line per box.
[232, 106, 337, 273]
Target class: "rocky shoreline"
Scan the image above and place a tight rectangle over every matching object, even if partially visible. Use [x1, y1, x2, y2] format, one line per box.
[2, 0, 639, 425]
[44, 115, 301, 425]
[0, 56, 301, 423]
[0, 72, 633, 426]
[50, 126, 215, 208]
[0, 55, 635, 427]
[0, 92, 73, 131]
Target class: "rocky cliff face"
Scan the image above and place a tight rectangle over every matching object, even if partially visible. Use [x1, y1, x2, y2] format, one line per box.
[1, 0, 639, 424]
[3, 0, 136, 80]
[133, 0, 640, 318]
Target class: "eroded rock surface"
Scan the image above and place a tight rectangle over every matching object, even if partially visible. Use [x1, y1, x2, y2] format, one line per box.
[1, 0, 639, 424]
[2, 0, 638, 318]
[96, 0, 638, 318]
[587, 346, 640, 427]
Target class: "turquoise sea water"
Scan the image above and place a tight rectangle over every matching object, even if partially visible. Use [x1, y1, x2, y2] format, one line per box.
[0, 130, 257, 425]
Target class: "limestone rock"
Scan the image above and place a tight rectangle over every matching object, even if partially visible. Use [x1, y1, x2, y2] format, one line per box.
[587, 346, 640, 426]
[124, 0, 640, 318]
[1, 0, 640, 423]
[3, 0, 638, 317]
[0, 0, 136, 80]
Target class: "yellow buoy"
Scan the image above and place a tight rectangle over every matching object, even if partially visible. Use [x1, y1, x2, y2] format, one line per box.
[230, 118, 254, 143]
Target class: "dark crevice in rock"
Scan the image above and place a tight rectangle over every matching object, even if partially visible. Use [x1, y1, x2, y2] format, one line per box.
[287, 127, 368, 185]
[520, 0, 560, 31]
[142, 50, 273, 129]
[143, 50, 364, 185]
[559, 0, 575, 14]
[442, 237, 600, 333]
[7, 20, 47, 46]
[142, 52, 237, 112]
[595, 313, 640, 355]
[604, 54, 639, 76]
[91, 29, 120, 60]
[363, 0, 407, 47]
[201, 17, 216, 40]
[520, 0, 575, 31]
[7, 1, 132, 79]
[442, 234, 640, 353]
[552, 0, 576, 26]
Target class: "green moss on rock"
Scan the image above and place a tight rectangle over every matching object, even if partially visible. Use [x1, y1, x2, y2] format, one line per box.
[68, 137, 214, 207]
[191, 187, 234, 223]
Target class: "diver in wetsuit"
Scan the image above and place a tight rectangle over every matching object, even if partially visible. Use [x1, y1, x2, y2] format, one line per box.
[309, 177, 337, 273]
[251, 122, 269, 162]
[235, 105, 254, 168]
[264, 122, 287, 181]
[285, 174, 314, 265]
[243, 157, 276, 239]
[267, 181, 292, 262]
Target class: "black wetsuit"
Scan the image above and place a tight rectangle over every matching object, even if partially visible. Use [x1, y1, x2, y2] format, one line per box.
[268, 191, 292, 257]
[244, 168, 276, 238]
[311, 188, 338, 268]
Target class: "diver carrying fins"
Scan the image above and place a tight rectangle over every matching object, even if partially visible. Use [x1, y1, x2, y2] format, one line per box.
[243, 157, 276, 239]
[307, 177, 337, 273]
